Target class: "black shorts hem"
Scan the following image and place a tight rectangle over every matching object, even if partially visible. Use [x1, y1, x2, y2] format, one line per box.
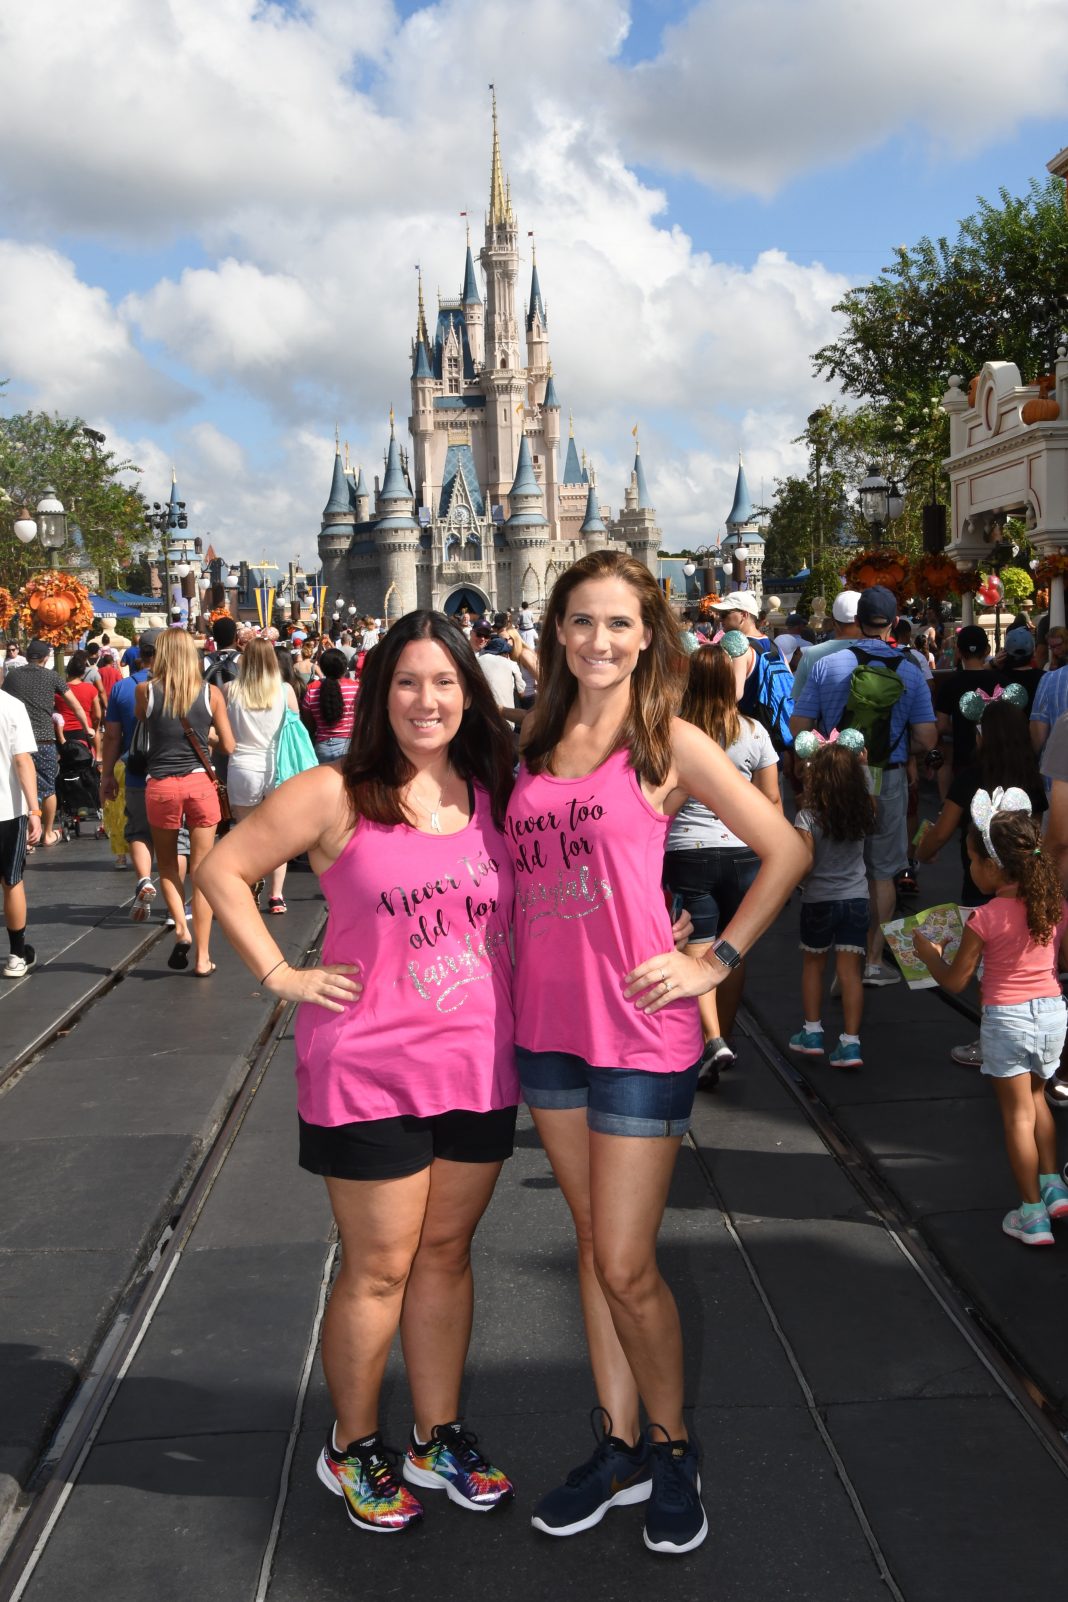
[297, 1105, 518, 1183]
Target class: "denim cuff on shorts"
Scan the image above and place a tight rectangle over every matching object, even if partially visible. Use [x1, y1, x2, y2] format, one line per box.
[799, 897, 869, 954]
[516, 1046, 701, 1139]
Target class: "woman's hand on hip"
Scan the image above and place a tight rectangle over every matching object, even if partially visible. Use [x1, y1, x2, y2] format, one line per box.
[623, 950, 718, 1013]
[265, 962, 362, 1012]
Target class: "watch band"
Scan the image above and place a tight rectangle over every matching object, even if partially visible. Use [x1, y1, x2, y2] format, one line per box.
[710, 937, 742, 971]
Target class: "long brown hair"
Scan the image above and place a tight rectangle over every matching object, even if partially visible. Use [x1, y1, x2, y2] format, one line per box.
[968, 812, 1064, 945]
[341, 610, 514, 829]
[523, 549, 688, 784]
[803, 744, 875, 842]
[679, 645, 741, 749]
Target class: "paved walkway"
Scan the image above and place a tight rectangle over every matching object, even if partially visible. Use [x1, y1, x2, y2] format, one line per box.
[2, 819, 1067, 1600]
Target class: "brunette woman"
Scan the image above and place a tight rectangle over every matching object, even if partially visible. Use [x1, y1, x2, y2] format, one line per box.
[663, 637, 781, 1082]
[58, 651, 103, 757]
[512, 550, 806, 1555]
[198, 612, 519, 1536]
[302, 647, 359, 762]
[135, 630, 234, 976]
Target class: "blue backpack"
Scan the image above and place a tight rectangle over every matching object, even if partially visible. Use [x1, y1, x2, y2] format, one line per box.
[740, 639, 795, 752]
[268, 708, 318, 787]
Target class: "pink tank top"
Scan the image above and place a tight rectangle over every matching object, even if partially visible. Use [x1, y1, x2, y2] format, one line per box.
[294, 783, 518, 1125]
[508, 748, 703, 1074]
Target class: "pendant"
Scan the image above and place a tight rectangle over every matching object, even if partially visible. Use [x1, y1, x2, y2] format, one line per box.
[430, 809, 442, 833]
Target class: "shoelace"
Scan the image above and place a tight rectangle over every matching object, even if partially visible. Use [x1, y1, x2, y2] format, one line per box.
[647, 1424, 696, 1511]
[431, 1424, 488, 1469]
[340, 1440, 405, 1500]
[564, 1405, 618, 1487]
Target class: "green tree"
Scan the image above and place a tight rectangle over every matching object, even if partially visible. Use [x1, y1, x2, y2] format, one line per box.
[814, 177, 1068, 437]
[798, 549, 854, 617]
[0, 407, 144, 591]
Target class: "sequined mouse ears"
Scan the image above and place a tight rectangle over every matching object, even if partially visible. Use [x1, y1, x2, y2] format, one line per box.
[794, 727, 866, 760]
[718, 629, 750, 659]
[970, 785, 1032, 867]
[958, 682, 1028, 723]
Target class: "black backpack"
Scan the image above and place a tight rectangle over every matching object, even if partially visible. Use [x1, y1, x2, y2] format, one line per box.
[204, 648, 240, 689]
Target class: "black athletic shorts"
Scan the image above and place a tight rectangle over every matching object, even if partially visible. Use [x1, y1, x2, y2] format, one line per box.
[298, 1104, 519, 1181]
[0, 815, 30, 888]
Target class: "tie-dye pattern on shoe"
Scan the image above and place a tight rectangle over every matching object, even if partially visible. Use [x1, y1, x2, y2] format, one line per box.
[404, 1422, 514, 1511]
[316, 1432, 424, 1533]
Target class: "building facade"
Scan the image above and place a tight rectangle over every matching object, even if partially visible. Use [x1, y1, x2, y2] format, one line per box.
[317, 95, 662, 619]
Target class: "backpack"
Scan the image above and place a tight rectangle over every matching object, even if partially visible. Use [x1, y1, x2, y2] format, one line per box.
[741, 639, 795, 752]
[839, 646, 905, 767]
[267, 707, 319, 788]
[204, 649, 240, 689]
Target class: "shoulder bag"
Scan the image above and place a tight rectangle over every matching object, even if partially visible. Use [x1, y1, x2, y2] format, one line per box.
[181, 708, 233, 824]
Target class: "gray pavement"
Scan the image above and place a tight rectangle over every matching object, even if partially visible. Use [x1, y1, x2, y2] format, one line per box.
[4, 809, 1068, 1599]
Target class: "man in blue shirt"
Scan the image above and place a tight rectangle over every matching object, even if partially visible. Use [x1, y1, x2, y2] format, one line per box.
[101, 630, 157, 919]
[791, 585, 936, 985]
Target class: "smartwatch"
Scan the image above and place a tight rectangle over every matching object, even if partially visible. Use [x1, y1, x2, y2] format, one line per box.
[710, 937, 742, 971]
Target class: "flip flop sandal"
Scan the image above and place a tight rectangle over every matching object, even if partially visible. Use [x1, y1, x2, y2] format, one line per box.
[167, 941, 192, 971]
[267, 897, 287, 914]
[192, 963, 217, 977]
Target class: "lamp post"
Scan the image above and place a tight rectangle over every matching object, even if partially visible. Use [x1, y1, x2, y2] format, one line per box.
[143, 488, 188, 618]
[858, 464, 904, 547]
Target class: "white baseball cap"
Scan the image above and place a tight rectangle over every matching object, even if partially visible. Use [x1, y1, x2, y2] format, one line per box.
[710, 590, 760, 617]
[831, 589, 861, 624]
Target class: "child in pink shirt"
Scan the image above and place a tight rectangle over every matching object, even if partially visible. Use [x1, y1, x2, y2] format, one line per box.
[913, 786, 1068, 1247]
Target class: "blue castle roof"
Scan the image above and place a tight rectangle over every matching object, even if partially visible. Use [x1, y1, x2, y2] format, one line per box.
[462, 245, 481, 305]
[440, 442, 485, 518]
[727, 456, 754, 527]
[434, 306, 476, 382]
[353, 465, 369, 501]
[633, 448, 652, 510]
[562, 433, 584, 485]
[579, 480, 606, 535]
[413, 338, 432, 378]
[543, 370, 560, 409]
[379, 428, 410, 502]
[323, 446, 351, 518]
[507, 436, 548, 527]
[527, 257, 546, 329]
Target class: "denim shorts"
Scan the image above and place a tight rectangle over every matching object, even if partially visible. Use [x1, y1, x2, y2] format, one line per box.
[315, 736, 349, 763]
[663, 846, 759, 944]
[516, 1046, 701, 1138]
[979, 996, 1067, 1080]
[799, 897, 870, 954]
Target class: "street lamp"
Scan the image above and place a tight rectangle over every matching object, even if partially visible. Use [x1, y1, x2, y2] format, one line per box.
[35, 488, 68, 551]
[858, 465, 904, 546]
[143, 490, 188, 618]
[12, 508, 37, 544]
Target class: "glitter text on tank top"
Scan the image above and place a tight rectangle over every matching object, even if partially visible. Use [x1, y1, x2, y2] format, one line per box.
[376, 847, 509, 1012]
[507, 793, 613, 934]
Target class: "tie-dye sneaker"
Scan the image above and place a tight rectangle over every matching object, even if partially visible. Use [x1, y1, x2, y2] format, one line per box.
[403, 1421, 514, 1512]
[317, 1429, 424, 1533]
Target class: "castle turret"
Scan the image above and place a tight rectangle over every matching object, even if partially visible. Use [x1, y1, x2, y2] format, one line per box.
[580, 473, 607, 550]
[722, 455, 765, 597]
[319, 432, 355, 596]
[353, 464, 371, 524]
[374, 411, 420, 616]
[613, 431, 660, 575]
[525, 245, 549, 389]
[410, 269, 436, 517]
[480, 88, 525, 504]
[506, 433, 550, 612]
[542, 361, 561, 531]
[462, 228, 484, 369]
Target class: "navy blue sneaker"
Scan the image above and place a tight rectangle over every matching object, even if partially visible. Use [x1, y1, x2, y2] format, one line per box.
[531, 1407, 651, 1537]
[643, 1424, 708, 1554]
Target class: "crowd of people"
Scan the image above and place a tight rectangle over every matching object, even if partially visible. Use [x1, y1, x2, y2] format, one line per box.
[3, 559, 1068, 1554]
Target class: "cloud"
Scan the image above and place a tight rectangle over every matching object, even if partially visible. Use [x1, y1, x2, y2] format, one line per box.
[613, 0, 1068, 194]
[0, 241, 196, 421]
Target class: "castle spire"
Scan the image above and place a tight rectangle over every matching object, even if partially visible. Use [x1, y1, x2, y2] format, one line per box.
[527, 243, 546, 329]
[727, 453, 754, 527]
[488, 84, 511, 227]
[416, 267, 429, 347]
[580, 475, 606, 535]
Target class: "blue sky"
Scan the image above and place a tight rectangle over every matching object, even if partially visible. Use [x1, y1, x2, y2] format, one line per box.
[0, 0, 1066, 563]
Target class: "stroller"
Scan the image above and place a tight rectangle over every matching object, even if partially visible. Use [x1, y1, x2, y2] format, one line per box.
[56, 734, 104, 839]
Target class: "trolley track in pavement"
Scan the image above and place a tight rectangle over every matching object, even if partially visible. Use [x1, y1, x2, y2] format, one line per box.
[730, 998, 1068, 1472]
[0, 912, 326, 1602]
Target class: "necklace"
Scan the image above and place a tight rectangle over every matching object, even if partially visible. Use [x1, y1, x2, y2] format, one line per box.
[408, 767, 451, 832]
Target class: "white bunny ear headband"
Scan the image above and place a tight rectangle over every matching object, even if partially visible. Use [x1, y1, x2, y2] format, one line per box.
[970, 786, 1032, 868]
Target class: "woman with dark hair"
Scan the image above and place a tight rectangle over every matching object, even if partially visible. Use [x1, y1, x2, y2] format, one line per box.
[511, 550, 806, 1555]
[663, 636, 781, 1084]
[274, 645, 303, 702]
[57, 651, 103, 757]
[302, 647, 359, 762]
[198, 611, 519, 1536]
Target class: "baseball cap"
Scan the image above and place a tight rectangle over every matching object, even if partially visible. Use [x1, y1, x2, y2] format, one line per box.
[856, 585, 898, 628]
[831, 590, 861, 624]
[472, 622, 492, 638]
[138, 628, 161, 653]
[955, 624, 988, 659]
[26, 639, 51, 662]
[1004, 625, 1034, 662]
[710, 591, 760, 617]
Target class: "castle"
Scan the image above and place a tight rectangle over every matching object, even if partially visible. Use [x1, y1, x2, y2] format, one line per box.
[316, 93, 662, 620]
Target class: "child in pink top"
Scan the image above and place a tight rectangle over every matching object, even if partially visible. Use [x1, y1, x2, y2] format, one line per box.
[913, 786, 1068, 1248]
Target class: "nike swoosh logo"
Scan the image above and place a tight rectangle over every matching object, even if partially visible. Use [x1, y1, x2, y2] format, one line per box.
[609, 1470, 645, 1494]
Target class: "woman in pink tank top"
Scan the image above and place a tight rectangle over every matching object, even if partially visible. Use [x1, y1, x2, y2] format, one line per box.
[512, 551, 808, 1555]
[199, 612, 519, 1535]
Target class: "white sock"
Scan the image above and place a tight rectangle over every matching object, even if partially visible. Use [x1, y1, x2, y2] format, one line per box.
[804, 1019, 822, 1034]
[840, 1033, 860, 1044]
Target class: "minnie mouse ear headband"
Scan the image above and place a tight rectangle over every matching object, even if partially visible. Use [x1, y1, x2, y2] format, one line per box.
[958, 682, 1027, 723]
[718, 629, 750, 659]
[794, 727, 866, 760]
[970, 786, 1032, 868]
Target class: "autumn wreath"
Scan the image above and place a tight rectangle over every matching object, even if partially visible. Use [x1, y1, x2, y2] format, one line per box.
[1034, 553, 1068, 586]
[207, 604, 233, 625]
[17, 570, 94, 648]
[0, 587, 15, 635]
[843, 549, 911, 604]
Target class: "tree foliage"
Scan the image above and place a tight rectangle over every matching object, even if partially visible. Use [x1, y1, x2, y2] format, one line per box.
[0, 408, 144, 591]
[814, 178, 1068, 436]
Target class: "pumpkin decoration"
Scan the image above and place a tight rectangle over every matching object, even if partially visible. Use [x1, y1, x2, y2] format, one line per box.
[843, 549, 911, 604]
[16, 570, 94, 648]
[1021, 374, 1059, 426]
[910, 553, 963, 600]
[0, 587, 15, 634]
[207, 604, 233, 625]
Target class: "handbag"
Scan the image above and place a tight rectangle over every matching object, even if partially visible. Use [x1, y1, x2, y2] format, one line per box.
[180, 715, 233, 824]
[124, 716, 150, 778]
[268, 706, 318, 788]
